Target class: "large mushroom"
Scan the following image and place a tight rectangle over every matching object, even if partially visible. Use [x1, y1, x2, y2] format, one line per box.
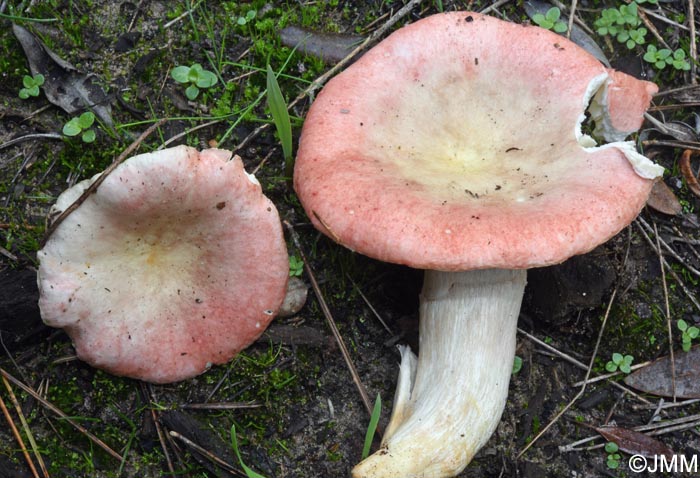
[293, 12, 663, 478]
[38, 146, 289, 383]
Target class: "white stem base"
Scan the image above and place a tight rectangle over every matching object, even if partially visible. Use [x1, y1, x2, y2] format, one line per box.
[353, 269, 527, 478]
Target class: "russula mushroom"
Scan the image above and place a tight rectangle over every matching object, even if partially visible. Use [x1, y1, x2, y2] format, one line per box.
[38, 145, 289, 383]
[293, 12, 663, 478]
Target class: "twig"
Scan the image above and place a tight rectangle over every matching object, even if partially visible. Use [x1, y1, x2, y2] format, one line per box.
[636, 4, 670, 50]
[1, 376, 49, 478]
[479, 0, 513, 15]
[347, 275, 394, 336]
[631, 398, 700, 411]
[635, 219, 700, 312]
[642, 139, 700, 151]
[654, 221, 676, 402]
[688, 0, 697, 84]
[518, 328, 652, 404]
[233, 0, 423, 153]
[0, 244, 19, 262]
[0, 133, 63, 151]
[163, 0, 204, 29]
[0, 392, 40, 478]
[566, 0, 578, 41]
[283, 221, 373, 417]
[517, 289, 617, 458]
[40, 119, 167, 247]
[168, 430, 244, 477]
[181, 402, 262, 410]
[158, 118, 224, 150]
[140, 383, 175, 477]
[561, 413, 700, 452]
[0, 367, 123, 462]
[570, 360, 650, 387]
[151, 407, 175, 477]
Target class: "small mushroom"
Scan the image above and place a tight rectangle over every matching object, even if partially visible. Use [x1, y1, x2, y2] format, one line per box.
[38, 146, 289, 383]
[294, 12, 663, 478]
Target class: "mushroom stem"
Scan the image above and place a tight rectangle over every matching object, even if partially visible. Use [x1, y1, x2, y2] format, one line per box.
[353, 268, 527, 478]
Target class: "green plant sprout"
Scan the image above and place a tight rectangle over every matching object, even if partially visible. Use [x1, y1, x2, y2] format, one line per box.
[230, 425, 267, 478]
[605, 352, 634, 374]
[171, 63, 218, 100]
[512, 355, 523, 374]
[62, 111, 96, 143]
[266, 64, 293, 177]
[532, 7, 567, 33]
[605, 442, 621, 469]
[678, 319, 699, 352]
[236, 9, 256, 26]
[594, 3, 647, 49]
[289, 255, 304, 277]
[362, 394, 382, 460]
[643, 45, 691, 70]
[19, 73, 44, 99]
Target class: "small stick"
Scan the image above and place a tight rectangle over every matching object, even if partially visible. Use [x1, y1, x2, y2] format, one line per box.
[570, 360, 650, 387]
[0, 392, 40, 478]
[637, 216, 700, 278]
[181, 402, 262, 410]
[642, 140, 700, 151]
[0, 367, 123, 461]
[2, 376, 49, 477]
[347, 275, 394, 335]
[562, 414, 700, 452]
[283, 221, 374, 417]
[40, 119, 167, 247]
[566, 0, 578, 41]
[168, 430, 243, 476]
[517, 289, 617, 458]
[0, 133, 63, 151]
[688, 0, 697, 84]
[518, 328, 652, 405]
[635, 220, 700, 312]
[631, 398, 700, 411]
[654, 221, 676, 402]
[140, 382, 175, 477]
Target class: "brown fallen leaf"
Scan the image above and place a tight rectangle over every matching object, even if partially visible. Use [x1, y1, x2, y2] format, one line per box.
[624, 345, 700, 399]
[646, 179, 682, 215]
[680, 149, 700, 198]
[12, 24, 114, 130]
[595, 426, 674, 459]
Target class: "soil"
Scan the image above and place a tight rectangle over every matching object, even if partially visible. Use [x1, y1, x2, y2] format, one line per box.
[1, 1, 699, 478]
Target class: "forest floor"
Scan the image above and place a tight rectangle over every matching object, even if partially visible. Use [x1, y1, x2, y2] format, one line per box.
[1, 1, 699, 477]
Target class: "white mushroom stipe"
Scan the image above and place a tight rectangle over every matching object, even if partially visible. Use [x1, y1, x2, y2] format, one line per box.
[353, 270, 526, 478]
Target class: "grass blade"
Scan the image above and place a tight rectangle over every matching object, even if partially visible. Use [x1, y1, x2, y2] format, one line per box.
[230, 425, 267, 478]
[266, 64, 293, 177]
[362, 393, 382, 459]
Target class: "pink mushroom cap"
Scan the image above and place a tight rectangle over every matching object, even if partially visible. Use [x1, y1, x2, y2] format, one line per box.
[38, 146, 289, 383]
[294, 12, 662, 271]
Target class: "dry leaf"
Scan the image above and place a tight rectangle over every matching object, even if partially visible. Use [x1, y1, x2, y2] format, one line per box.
[596, 426, 674, 458]
[624, 346, 700, 399]
[645, 114, 699, 142]
[12, 24, 114, 130]
[646, 179, 682, 215]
